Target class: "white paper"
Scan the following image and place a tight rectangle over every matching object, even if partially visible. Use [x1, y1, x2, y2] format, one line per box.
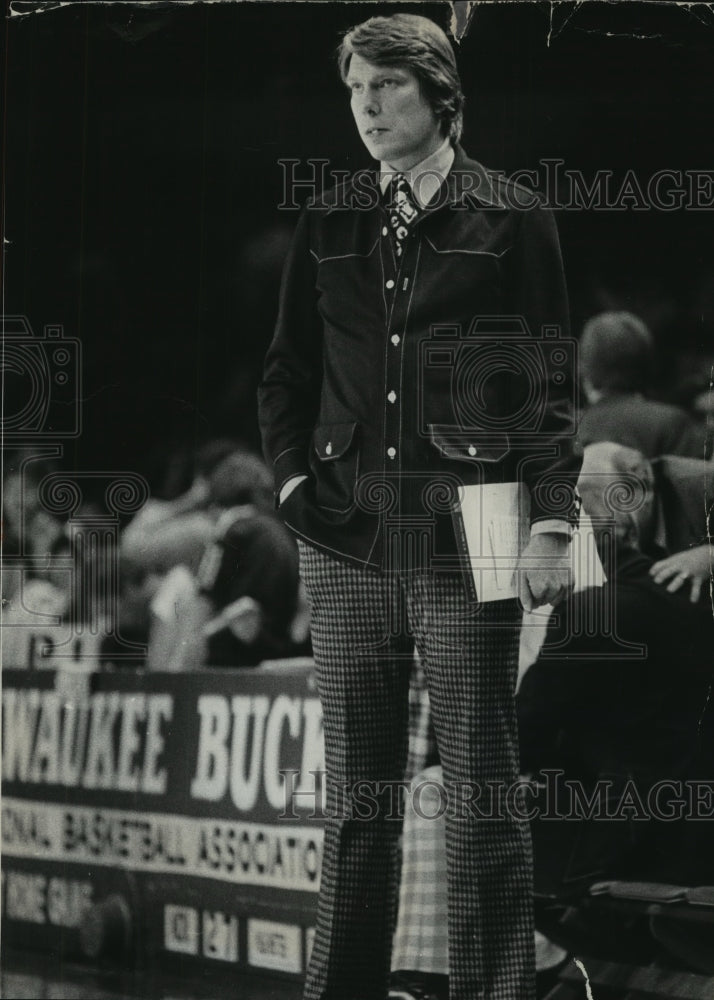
[456, 484, 606, 603]
[457, 482, 531, 602]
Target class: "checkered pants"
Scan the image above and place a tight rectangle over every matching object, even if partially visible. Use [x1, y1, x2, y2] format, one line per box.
[298, 542, 535, 1000]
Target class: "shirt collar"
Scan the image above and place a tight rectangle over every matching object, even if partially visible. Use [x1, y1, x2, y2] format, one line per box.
[379, 137, 455, 209]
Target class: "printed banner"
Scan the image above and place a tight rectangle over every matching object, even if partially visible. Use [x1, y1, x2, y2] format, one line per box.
[3, 798, 323, 891]
[1, 662, 324, 975]
[2, 662, 325, 822]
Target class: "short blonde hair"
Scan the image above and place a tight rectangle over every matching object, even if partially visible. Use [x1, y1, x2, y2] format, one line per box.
[338, 13, 465, 144]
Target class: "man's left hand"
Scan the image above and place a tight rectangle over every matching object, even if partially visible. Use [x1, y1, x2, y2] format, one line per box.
[517, 533, 572, 611]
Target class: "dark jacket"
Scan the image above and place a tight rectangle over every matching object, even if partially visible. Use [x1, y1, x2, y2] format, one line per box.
[653, 453, 714, 552]
[577, 393, 703, 460]
[258, 146, 580, 569]
[518, 546, 714, 784]
[201, 509, 300, 667]
[518, 545, 714, 889]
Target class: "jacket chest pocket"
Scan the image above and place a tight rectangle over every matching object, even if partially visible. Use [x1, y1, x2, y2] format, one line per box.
[310, 422, 360, 513]
[314, 237, 384, 329]
[420, 210, 511, 306]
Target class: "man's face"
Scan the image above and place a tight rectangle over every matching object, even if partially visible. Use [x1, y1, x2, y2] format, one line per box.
[346, 53, 444, 171]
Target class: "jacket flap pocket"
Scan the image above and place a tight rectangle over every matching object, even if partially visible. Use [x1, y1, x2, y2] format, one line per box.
[313, 422, 358, 461]
[424, 211, 511, 258]
[428, 424, 509, 463]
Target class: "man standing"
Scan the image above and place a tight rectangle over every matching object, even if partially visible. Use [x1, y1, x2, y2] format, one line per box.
[259, 14, 578, 999]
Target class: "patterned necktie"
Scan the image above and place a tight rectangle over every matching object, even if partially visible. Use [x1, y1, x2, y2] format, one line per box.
[387, 173, 419, 258]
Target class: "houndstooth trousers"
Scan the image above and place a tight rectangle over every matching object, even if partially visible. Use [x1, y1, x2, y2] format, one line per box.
[298, 540, 535, 1000]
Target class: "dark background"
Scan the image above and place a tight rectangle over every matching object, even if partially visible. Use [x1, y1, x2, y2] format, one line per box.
[5, 0, 714, 495]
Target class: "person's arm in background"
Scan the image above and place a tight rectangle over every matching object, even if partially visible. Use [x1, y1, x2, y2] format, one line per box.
[257, 207, 323, 508]
[145, 566, 209, 672]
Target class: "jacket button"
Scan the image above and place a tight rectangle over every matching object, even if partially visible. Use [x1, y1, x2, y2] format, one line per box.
[391, 334, 400, 345]
[388, 391, 397, 403]
[326, 442, 333, 455]
[468, 445, 477, 456]
[382, 227, 388, 236]
[387, 447, 396, 459]
[386, 279, 395, 290]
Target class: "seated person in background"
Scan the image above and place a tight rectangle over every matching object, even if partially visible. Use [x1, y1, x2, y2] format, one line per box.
[102, 554, 156, 669]
[388, 443, 713, 998]
[1, 574, 71, 670]
[123, 438, 239, 531]
[2, 452, 64, 608]
[5, 519, 121, 671]
[145, 451, 301, 670]
[120, 443, 276, 577]
[519, 442, 714, 892]
[119, 443, 225, 576]
[577, 311, 705, 459]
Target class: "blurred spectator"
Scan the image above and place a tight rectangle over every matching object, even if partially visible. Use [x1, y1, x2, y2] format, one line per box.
[206, 448, 273, 511]
[520, 442, 714, 892]
[578, 443, 713, 603]
[1, 530, 103, 670]
[2, 453, 71, 668]
[1, 575, 71, 668]
[146, 503, 300, 670]
[116, 442, 261, 653]
[155, 437, 242, 501]
[2, 451, 63, 563]
[100, 554, 155, 669]
[132, 446, 302, 671]
[144, 562, 207, 671]
[120, 442, 273, 575]
[2, 443, 304, 672]
[577, 312, 705, 458]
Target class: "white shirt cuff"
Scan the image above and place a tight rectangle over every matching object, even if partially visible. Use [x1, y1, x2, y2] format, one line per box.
[530, 519, 573, 539]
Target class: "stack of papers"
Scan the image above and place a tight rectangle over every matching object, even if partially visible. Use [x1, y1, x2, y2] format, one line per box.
[454, 482, 606, 604]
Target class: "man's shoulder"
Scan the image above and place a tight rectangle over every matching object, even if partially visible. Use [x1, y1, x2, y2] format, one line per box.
[452, 147, 544, 211]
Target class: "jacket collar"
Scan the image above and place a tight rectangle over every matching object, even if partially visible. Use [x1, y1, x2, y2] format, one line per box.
[321, 145, 509, 216]
[433, 145, 509, 210]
